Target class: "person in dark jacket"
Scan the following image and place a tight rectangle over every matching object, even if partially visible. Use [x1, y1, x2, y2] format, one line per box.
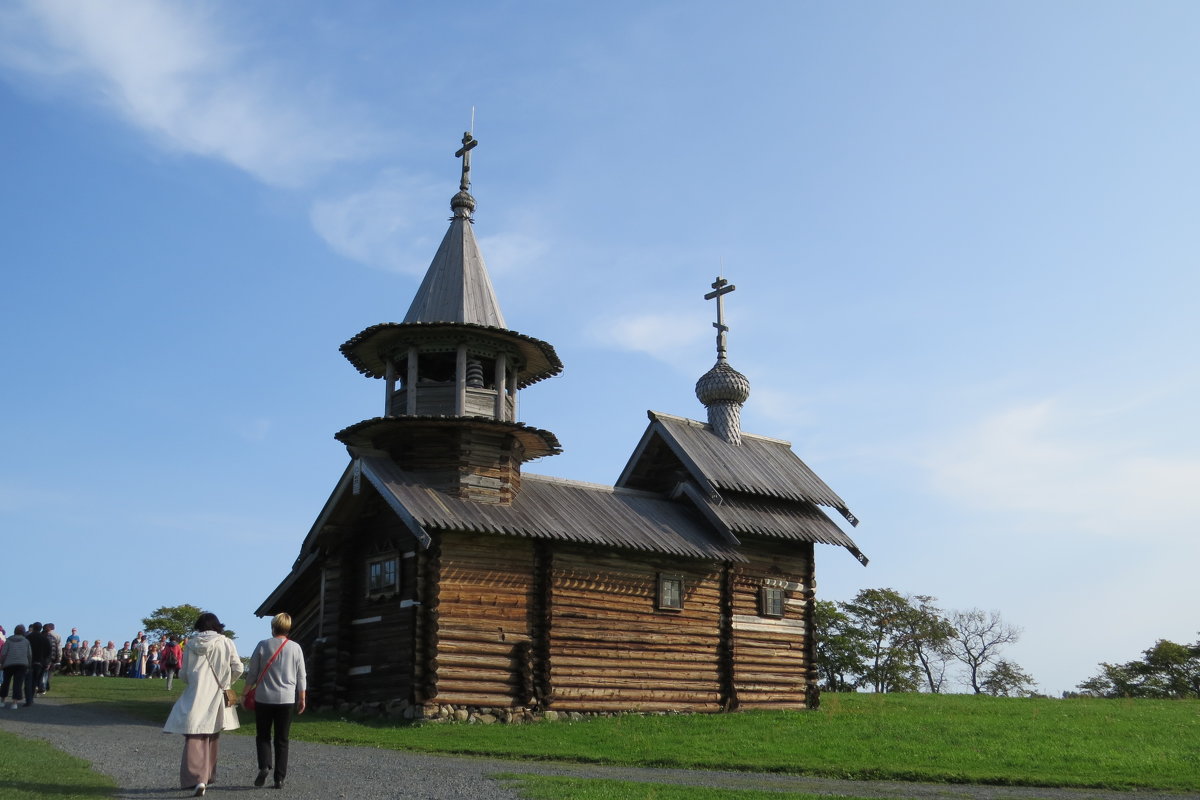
[25, 623, 51, 706]
[42, 623, 62, 693]
[1, 624, 32, 709]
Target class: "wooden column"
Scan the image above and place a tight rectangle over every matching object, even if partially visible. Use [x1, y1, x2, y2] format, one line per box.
[384, 359, 396, 417]
[494, 352, 508, 421]
[406, 346, 418, 415]
[455, 344, 467, 416]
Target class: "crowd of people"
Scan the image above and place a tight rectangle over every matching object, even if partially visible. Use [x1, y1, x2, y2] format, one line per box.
[0, 612, 307, 797]
[0, 623, 183, 707]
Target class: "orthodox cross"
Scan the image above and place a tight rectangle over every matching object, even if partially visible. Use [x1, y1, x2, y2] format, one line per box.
[704, 276, 736, 361]
[455, 131, 478, 192]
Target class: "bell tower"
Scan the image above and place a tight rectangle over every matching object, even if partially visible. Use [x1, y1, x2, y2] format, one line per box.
[335, 133, 563, 503]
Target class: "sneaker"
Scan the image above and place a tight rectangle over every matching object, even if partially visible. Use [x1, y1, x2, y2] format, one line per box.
[193, 783, 206, 797]
[255, 768, 270, 787]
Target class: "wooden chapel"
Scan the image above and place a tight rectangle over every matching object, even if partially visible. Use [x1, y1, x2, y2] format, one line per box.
[257, 133, 867, 717]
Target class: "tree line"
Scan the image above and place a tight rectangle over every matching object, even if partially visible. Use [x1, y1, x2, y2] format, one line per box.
[814, 587, 1035, 696]
[1074, 636, 1200, 699]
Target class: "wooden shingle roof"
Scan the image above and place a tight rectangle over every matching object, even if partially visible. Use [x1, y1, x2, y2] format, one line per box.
[617, 411, 859, 527]
[358, 457, 746, 562]
[404, 215, 504, 327]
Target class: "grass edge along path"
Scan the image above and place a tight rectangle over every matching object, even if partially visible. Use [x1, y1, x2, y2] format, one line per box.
[497, 773, 886, 800]
[0, 728, 117, 799]
[50, 677, 1200, 793]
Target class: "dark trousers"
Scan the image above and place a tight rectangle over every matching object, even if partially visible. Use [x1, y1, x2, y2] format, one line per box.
[254, 703, 294, 784]
[26, 663, 46, 704]
[1, 666, 27, 702]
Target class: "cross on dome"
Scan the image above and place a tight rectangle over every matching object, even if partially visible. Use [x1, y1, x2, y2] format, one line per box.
[455, 131, 478, 192]
[704, 276, 736, 362]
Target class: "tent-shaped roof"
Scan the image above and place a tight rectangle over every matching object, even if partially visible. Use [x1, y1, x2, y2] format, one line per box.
[404, 214, 505, 327]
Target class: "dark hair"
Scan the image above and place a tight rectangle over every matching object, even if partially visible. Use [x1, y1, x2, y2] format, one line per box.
[13, 624, 26, 636]
[194, 612, 225, 634]
[30, 622, 43, 633]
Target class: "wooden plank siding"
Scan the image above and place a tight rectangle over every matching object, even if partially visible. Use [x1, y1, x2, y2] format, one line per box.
[728, 539, 816, 709]
[547, 546, 724, 713]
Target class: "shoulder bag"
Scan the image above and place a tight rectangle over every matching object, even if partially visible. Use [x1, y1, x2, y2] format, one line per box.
[205, 647, 238, 708]
[243, 638, 288, 711]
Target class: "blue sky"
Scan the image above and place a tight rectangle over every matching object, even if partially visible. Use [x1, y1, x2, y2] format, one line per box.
[2, 1, 1197, 697]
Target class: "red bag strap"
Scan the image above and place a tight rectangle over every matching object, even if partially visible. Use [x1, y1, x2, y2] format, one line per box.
[260, 637, 288, 679]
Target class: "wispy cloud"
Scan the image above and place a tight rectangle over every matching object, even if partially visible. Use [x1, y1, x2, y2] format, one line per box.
[0, 0, 378, 187]
[924, 398, 1200, 541]
[588, 309, 708, 363]
[310, 172, 445, 275]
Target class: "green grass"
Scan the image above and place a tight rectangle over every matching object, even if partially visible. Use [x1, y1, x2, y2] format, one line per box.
[0, 729, 117, 799]
[50, 677, 1200, 792]
[496, 774, 885, 800]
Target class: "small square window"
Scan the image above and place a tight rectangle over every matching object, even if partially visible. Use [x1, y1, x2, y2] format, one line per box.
[367, 556, 398, 595]
[657, 573, 683, 611]
[760, 586, 785, 618]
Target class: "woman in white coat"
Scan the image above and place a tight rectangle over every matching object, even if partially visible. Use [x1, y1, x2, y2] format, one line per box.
[163, 612, 243, 797]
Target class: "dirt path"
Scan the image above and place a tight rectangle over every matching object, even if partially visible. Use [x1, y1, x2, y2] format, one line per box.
[0, 698, 1193, 800]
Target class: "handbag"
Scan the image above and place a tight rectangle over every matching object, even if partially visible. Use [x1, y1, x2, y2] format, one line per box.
[243, 637, 288, 711]
[204, 650, 238, 708]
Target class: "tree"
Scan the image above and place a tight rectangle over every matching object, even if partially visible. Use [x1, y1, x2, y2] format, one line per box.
[903, 595, 956, 694]
[1077, 637, 1200, 698]
[980, 659, 1037, 697]
[142, 605, 237, 642]
[841, 588, 921, 693]
[813, 599, 872, 691]
[949, 609, 1021, 694]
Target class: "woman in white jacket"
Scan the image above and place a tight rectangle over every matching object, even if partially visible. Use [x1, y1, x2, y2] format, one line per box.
[163, 613, 243, 797]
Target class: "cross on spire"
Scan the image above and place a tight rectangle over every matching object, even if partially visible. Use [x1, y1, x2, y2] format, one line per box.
[455, 131, 478, 192]
[704, 276, 736, 362]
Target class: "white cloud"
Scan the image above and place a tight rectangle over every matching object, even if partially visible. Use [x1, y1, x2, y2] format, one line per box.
[309, 173, 446, 275]
[924, 398, 1200, 541]
[586, 310, 707, 362]
[0, 0, 377, 186]
[477, 232, 548, 277]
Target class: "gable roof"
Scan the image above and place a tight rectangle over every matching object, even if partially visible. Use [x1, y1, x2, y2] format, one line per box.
[617, 411, 859, 527]
[357, 457, 744, 561]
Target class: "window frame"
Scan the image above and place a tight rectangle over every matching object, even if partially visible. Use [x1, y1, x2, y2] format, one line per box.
[760, 585, 785, 618]
[366, 554, 400, 597]
[657, 572, 684, 612]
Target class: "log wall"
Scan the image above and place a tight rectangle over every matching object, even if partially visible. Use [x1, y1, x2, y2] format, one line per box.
[728, 540, 815, 709]
[429, 531, 536, 707]
[547, 546, 724, 713]
[334, 501, 422, 704]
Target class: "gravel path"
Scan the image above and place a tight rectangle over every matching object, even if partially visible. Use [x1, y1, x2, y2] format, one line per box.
[0, 698, 1194, 800]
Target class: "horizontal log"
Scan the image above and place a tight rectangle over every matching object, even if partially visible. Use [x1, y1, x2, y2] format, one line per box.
[437, 626, 532, 644]
[550, 699, 722, 713]
[432, 691, 520, 707]
[551, 617, 720, 638]
[552, 686, 720, 701]
[550, 675, 719, 691]
[438, 653, 524, 669]
[733, 671, 807, 685]
[436, 676, 521, 694]
[549, 650, 718, 666]
[733, 682, 808, 693]
[553, 667, 718, 684]
[439, 639, 521, 656]
[551, 632, 719, 651]
[736, 700, 809, 710]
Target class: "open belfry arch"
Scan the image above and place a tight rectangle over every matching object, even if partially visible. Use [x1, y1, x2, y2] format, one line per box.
[258, 134, 866, 718]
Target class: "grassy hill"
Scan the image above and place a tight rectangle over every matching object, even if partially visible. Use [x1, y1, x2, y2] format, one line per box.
[54, 678, 1200, 791]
